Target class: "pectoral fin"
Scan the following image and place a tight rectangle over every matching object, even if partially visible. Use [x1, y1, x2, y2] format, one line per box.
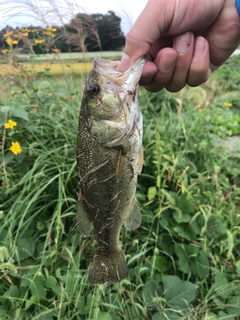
[76, 200, 92, 236]
[124, 200, 142, 231]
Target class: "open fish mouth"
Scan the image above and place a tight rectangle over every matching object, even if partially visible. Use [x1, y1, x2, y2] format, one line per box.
[92, 56, 146, 89]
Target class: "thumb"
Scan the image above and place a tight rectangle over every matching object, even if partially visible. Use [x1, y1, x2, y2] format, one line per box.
[119, 1, 164, 71]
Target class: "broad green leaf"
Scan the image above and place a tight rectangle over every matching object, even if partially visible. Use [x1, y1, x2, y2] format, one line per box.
[25, 295, 47, 310]
[95, 310, 112, 320]
[147, 186, 157, 201]
[10, 105, 29, 121]
[191, 250, 210, 279]
[163, 275, 197, 309]
[207, 217, 227, 239]
[143, 280, 163, 308]
[87, 293, 99, 308]
[155, 256, 171, 272]
[3, 285, 19, 299]
[1, 152, 14, 167]
[226, 296, 240, 316]
[45, 275, 57, 289]
[173, 223, 197, 241]
[30, 282, 46, 297]
[218, 311, 235, 320]
[154, 310, 184, 320]
[164, 191, 178, 205]
[0, 106, 11, 113]
[55, 268, 66, 282]
[235, 260, 240, 277]
[211, 272, 234, 300]
[174, 244, 191, 274]
[16, 238, 35, 261]
[173, 210, 191, 223]
[65, 272, 76, 298]
[178, 193, 195, 215]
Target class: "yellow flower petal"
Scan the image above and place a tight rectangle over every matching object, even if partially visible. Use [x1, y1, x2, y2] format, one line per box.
[4, 119, 17, 129]
[223, 102, 232, 107]
[34, 39, 45, 44]
[4, 31, 13, 37]
[10, 141, 22, 155]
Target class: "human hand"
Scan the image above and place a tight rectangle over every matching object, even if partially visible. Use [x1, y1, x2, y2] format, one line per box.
[119, 0, 240, 92]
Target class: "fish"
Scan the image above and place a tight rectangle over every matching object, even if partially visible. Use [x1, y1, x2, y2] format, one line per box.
[76, 56, 145, 284]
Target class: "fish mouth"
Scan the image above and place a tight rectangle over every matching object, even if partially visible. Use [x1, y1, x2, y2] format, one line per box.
[93, 56, 146, 89]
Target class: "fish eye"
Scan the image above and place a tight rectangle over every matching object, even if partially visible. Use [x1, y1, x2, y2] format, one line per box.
[88, 84, 100, 96]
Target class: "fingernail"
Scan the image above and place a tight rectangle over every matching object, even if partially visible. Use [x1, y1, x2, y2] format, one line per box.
[175, 32, 191, 53]
[158, 53, 176, 73]
[194, 36, 206, 56]
[119, 53, 131, 72]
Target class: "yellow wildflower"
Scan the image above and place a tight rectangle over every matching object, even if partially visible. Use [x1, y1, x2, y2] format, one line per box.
[44, 31, 55, 37]
[3, 31, 13, 37]
[21, 28, 30, 33]
[1, 49, 11, 54]
[198, 108, 205, 112]
[4, 119, 17, 129]
[224, 102, 232, 107]
[34, 39, 45, 44]
[6, 38, 18, 45]
[46, 27, 57, 32]
[6, 38, 13, 45]
[10, 141, 22, 155]
[52, 48, 60, 54]
[22, 32, 29, 37]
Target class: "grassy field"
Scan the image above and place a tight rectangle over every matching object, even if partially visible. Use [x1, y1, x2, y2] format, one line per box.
[0, 52, 123, 75]
[0, 61, 93, 76]
[0, 53, 240, 320]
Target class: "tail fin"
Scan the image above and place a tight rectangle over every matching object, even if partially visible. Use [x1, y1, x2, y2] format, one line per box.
[88, 250, 128, 284]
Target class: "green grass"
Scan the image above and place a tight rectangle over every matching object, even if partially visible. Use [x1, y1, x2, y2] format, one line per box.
[0, 54, 240, 320]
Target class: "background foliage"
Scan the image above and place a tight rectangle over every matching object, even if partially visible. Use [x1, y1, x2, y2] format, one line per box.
[0, 32, 240, 320]
[0, 11, 125, 54]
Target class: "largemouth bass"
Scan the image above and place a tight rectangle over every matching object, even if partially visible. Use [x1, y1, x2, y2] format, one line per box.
[76, 56, 145, 284]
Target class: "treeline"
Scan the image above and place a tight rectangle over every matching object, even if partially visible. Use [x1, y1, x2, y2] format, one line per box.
[0, 11, 125, 54]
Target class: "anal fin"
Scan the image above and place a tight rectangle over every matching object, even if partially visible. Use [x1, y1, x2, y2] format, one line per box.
[124, 199, 142, 231]
[76, 200, 92, 236]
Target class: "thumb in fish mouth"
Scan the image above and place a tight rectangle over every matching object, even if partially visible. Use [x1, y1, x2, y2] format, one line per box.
[92, 56, 146, 89]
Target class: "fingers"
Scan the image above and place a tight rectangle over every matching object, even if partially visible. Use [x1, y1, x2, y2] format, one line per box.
[187, 36, 211, 87]
[142, 33, 212, 92]
[143, 32, 195, 92]
[165, 32, 194, 92]
[141, 48, 178, 92]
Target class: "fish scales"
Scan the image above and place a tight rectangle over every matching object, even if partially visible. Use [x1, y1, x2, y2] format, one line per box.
[76, 56, 145, 284]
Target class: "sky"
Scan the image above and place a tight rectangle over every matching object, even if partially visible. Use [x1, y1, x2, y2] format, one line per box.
[0, 0, 148, 35]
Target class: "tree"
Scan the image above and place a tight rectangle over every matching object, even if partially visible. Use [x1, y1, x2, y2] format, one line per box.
[92, 11, 125, 51]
